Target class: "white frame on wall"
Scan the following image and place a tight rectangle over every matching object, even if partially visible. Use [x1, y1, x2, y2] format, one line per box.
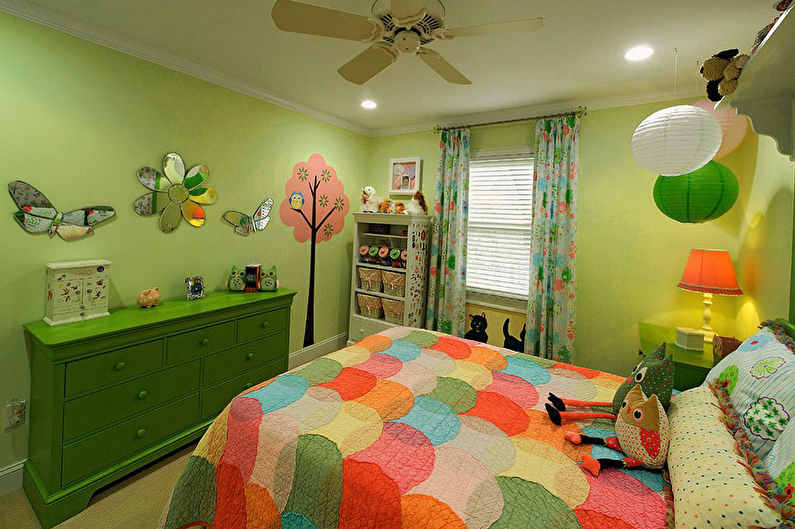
[388, 157, 421, 196]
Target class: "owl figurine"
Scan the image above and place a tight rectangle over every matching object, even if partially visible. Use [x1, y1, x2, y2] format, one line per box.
[258, 265, 278, 291]
[289, 191, 304, 210]
[565, 385, 670, 475]
[226, 265, 246, 291]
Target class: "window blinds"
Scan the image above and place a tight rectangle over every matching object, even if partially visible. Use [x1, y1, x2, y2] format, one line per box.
[466, 150, 534, 300]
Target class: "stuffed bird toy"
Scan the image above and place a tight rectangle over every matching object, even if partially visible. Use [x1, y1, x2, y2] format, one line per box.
[565, 385, 670, 475]
[545, 343, 673, 424]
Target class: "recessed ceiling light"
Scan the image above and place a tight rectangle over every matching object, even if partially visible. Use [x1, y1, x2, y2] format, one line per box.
[361, 100, 377, 110]
[624, 45, 654, 62]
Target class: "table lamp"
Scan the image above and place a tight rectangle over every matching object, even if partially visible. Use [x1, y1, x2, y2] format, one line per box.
[677, 248, 743, 344]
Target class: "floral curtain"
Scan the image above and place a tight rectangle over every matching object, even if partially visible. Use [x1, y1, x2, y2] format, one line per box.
[525, 115, 580, 362]
[426, 127, 470, 336]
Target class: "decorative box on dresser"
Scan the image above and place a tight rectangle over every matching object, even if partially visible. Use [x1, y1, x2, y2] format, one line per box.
[22, 289, 296, 528]
[348, 212, 431, 343]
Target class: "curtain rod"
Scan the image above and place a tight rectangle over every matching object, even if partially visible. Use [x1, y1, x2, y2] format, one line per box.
[433, 105, 587, 133]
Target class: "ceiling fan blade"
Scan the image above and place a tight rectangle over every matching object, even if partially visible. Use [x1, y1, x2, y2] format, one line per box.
[436, 16, 546, 39]
[417, 48, 471, 85]
[390, 0, 428, 27]
[338, 42, 399, 84]
[272, 0, 383, 42]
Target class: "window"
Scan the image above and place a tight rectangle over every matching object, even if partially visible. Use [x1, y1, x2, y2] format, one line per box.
[466, 147, 533, 300]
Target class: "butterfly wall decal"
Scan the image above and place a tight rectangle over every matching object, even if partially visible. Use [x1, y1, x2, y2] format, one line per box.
[8, 181, 115, 241]
[223, 198, 274, 236]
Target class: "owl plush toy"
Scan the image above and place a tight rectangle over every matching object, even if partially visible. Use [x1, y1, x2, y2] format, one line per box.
[545, 343, 673, 425]
[565, 385, 670, 475]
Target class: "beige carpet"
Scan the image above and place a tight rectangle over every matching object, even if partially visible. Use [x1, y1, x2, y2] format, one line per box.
[0, 443, 194, 529]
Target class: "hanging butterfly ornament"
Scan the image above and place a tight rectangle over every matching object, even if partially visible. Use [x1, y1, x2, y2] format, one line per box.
[8, 181, 115, 241]
[223, 198, 274, 236]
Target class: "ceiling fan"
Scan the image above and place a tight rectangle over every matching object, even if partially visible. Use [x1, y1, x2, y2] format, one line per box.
[271, 0, 546, 85]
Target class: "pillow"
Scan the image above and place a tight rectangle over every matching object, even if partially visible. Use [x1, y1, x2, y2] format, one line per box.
[705, 324, 794, 461]
[667, 386, 790, 528]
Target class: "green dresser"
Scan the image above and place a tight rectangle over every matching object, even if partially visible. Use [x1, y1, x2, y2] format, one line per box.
[22, 289, 296, 528]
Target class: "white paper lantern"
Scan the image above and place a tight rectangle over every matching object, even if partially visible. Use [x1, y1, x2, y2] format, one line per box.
[631, 105, 722, 176]
[689, 100, 749, 159]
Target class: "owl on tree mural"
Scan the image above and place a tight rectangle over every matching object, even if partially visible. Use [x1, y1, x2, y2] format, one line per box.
[280, 153, 349, 346]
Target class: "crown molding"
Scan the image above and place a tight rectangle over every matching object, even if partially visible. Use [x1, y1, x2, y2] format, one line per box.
[0, 0, 373, 137]
[370, 88, 704, 137]
[1, 0, 704, 140]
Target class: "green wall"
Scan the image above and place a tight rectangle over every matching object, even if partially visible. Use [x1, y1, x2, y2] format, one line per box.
[367, 101, 794, 376]
[0, 13, 368, 470]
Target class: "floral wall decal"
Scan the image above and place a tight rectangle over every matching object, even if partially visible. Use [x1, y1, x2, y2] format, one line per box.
[279, 153, 349, 346]
[134, 152, 218, 233]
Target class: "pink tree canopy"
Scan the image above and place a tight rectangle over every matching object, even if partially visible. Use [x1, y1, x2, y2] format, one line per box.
[279, 153, 349, 243]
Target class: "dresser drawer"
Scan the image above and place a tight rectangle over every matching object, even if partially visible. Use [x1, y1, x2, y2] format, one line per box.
[65, 341, 163, 397]
[203, 333, 287, 386]
[237, 309, 288, 343]
[167, 322, 235, 365]
[200, 360, 286, 421]
[62, 394, 199, 485]
[63, 361, 200, 442]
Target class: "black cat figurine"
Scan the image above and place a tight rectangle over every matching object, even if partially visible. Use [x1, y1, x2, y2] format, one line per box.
[503, 318, 526, 352]
[464, 312, 488, 343]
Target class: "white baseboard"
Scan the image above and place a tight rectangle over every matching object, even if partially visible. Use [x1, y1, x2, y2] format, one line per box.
[0, 460, 24, 496]
[288, 332, 348, 369]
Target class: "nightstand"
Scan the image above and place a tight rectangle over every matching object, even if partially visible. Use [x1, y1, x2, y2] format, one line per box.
[638, 322, 715, 391]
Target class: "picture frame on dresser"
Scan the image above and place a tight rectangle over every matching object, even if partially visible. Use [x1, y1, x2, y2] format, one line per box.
[22, 289, 295, 528]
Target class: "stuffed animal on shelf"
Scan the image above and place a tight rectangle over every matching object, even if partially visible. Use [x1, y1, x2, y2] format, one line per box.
[700, 48, 750, 102]
[360, 186, 380, 213]
[545, 343, 673, 424]
[378, 198, 393, 213]
[406, 191, 428, 215]
[391, 201, 407, 214]
[752, 1, 792, 54]
[565, 385, 670, 475]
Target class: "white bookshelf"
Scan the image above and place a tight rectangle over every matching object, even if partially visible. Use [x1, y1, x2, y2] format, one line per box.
[348, 212, 431, 344]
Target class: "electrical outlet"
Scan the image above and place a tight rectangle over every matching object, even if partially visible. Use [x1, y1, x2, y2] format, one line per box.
[5, 399, 26, 428]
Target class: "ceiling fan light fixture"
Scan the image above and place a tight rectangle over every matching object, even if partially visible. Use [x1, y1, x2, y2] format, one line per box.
[624, 45, 654, 62]
[361, 100, 378, 110]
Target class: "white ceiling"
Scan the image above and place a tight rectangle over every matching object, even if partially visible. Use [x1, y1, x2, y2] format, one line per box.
[1, 0, 775, 135]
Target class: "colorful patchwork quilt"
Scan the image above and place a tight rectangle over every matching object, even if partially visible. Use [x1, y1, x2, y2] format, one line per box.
[159, 328, 670, 529]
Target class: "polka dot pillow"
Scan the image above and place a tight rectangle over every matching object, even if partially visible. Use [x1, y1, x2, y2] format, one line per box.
[667, 386, 788, 527]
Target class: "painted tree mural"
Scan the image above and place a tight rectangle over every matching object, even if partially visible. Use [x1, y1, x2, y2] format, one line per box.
[280, 153, 349, 346]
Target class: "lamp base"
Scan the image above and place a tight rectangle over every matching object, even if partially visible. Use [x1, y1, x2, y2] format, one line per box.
[701, 292, 714, 345]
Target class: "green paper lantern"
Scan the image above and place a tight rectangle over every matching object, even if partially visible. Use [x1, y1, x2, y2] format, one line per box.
[653, 161, 739, 223]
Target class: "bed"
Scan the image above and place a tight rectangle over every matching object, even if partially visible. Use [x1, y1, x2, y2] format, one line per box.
[158, 326, 674, 529]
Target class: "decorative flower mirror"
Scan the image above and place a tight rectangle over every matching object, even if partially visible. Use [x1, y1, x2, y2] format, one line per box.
[134, 152, 217, 233]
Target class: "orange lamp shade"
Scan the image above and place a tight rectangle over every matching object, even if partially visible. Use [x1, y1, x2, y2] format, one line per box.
[677, 249, 743, 296]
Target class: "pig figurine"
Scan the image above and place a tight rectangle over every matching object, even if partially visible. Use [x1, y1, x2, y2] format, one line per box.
[137, 287, 160, 308]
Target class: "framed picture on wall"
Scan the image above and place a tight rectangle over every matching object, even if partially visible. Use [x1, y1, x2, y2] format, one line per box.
[388, 157, 421, 195]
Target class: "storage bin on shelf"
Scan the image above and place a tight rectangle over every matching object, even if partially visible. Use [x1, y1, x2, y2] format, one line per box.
[357, 267, 382, 292]
[357, 293, 383, 319]
[382, 298, 404, 324]
[381, 270, 405, 297]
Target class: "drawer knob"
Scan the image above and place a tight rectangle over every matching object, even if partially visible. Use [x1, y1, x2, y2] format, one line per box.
[246, 352, 255, 360]
[200, 338, 210, 345]
[137, 390, 148, 400]
[261, 321, 269, 329]
[359, 328, 364, 334]
[115, 361, 126, 371]
[136, 429, 147, 439]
